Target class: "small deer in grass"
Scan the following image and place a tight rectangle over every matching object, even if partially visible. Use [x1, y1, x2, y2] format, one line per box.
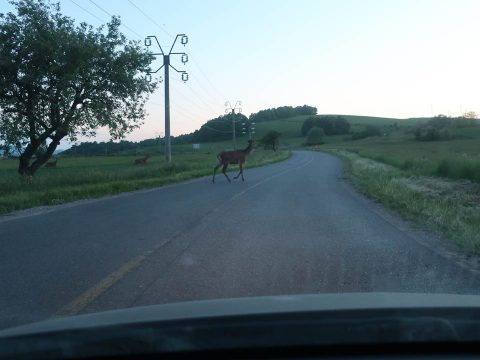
[213, 140, 254, 183]
[45, 159, 58, 168]
[134, 155, 150, 165]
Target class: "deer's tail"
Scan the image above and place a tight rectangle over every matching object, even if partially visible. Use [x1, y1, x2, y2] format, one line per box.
[216, 153, 222, 162]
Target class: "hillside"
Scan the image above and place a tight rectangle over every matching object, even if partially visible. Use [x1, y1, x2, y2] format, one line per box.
[60, 113, 432, 156]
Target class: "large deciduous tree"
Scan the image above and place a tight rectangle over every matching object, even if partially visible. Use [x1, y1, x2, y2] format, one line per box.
[0, 0, 156, 175]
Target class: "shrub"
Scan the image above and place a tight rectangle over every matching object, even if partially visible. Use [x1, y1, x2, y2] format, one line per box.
[414, 126, 451, 141]
[306, 128, 325, 145]
[301, 115, 350, 136]
[351, 125, 381, 140]
[426, 114, 478, 129]
[301, 117, 316, 136]
[259, 130, 282, 151]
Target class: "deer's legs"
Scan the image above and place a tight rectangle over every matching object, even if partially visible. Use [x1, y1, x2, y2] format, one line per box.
[233, 163, 244, 181]
[222, 163, 231, 183]
[212, 162, 222, 183]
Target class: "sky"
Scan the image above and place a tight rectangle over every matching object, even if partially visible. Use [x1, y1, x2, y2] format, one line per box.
[1, 0, 480, 144]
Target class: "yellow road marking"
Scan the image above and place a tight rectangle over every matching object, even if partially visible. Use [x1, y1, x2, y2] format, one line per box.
[53, 233, 180, 317]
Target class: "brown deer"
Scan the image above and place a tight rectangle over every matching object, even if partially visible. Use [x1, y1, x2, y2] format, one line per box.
[45, 159, 58, 168]
[213, 140, 254, 183]
[134, 155, 150, 165]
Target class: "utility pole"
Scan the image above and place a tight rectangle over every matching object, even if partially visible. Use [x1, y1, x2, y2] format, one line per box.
[242, 119, 256, 140]
[225, 101, 242, 149]
[145, 34, 189, 163]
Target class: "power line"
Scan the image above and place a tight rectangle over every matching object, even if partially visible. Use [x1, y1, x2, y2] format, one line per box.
[225, 101, 242, 149]
[89, 1, 231, 144]
[170, 79, 218, 115]
[69, 0, 105, 23]
[127, 0, 173, 38]
[184, 66, 225, 105]
[145, 34, 189, 163]
[188, 54, 226, 101]
[183, 82, 219, 114]
[202, 125, 232, 134]
[148, 83, 213, 125]
[125, 0, 228, 106]
[88, 0, 143, 39]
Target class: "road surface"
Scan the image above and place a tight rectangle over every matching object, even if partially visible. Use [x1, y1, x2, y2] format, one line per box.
[1, 151, 480, 330]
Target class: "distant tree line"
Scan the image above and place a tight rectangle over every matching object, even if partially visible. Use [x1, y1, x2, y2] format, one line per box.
[61, 139, 160, 156]
[60, 104, 318, 155]
[250, 105, 317, 123]
[174, 104, 317, 144]
[172, 113, 248, 145]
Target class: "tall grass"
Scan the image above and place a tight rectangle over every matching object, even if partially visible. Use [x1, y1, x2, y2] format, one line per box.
[326, 128, 480, 184]
[328, 149, 480, 255]
[435, 158, 480, 182]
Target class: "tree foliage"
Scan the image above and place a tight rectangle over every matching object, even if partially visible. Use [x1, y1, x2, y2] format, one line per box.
[259, 130, 281, 151]
[305, 127, 325, 145]
[351, 125, 381, 140]
[0, 0, 156, 175]
[171, 113, 247, 144]
[249, 105, 317, 123]
[427, 114, 478, 129]
[411, 114, 478, 142]
[414, 126, 451, 142]
[301, 115, 350, 136]
[462, 111, 478, 120]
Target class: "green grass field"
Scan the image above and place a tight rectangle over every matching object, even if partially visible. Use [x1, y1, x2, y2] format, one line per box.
[0, 143, 290, 215]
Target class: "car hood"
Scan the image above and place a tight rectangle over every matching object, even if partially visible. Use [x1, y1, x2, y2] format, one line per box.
[2, 292, 480, 338]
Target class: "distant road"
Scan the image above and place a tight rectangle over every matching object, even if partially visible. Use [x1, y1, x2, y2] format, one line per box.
[2, 151, 480, 330]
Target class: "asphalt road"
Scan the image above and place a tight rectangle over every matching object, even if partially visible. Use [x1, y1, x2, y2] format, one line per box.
[2, 151, 480, 330]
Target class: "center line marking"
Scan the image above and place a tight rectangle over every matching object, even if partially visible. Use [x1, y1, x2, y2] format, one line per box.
[53, 231, 181, 318]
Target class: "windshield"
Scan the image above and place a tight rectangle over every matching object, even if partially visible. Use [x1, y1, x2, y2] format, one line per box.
[1, 0, 480, 335]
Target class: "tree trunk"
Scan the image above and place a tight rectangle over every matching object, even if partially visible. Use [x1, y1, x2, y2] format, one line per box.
[18, 133, 65, 176]
[18, 142, 40, 176]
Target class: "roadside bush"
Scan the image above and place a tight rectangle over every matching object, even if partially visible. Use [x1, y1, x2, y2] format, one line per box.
[351, 125, 381, 140]
[414, 126, 451, 141]
[306, 128, 325, 145]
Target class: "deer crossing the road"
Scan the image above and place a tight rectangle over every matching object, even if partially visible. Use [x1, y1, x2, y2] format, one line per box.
[134, 155, 150, 165]
[212, 140, 254, 183]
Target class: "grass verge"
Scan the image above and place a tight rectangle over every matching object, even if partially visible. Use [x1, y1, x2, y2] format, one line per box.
[325, 149, 480, 255]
